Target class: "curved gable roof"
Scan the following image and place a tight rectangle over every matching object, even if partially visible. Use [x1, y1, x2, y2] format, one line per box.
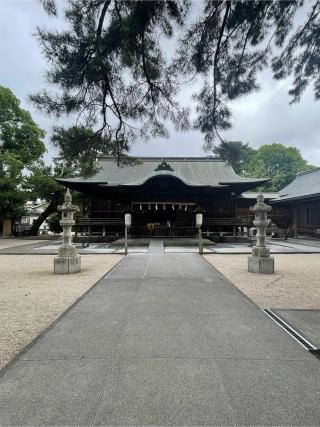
[58, 157, 267, 190]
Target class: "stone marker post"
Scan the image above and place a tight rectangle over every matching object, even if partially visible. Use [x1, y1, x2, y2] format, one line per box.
[54, 189, 81, 274]
[248, 192, 274, 274]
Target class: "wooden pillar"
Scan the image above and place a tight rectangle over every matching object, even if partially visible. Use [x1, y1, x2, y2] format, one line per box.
[231, 192, 236, 217]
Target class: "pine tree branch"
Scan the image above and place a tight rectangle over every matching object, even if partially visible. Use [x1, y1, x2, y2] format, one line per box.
[96, 0, 112, 45]
[213, 1, 230, 127]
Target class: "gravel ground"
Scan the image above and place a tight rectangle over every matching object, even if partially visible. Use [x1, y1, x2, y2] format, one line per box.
[0, 254, 122, 370]
[204, 253, 320, 309]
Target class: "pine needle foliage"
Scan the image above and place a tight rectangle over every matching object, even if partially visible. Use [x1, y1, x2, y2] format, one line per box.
[33, 0, 320, 150]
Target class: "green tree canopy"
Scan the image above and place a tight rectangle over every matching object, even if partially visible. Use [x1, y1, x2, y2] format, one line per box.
[33, 0, 320, 151]
[24, 126, 113, 235]
[0, 87, 46, 227]
[246, 143, 312, 191]
[0, 151, 26, 222]
[213, 140, 255, 174]
[213, 140, 312, 191]
[0, 86, 45, 165]
[51, 126, 127, 176]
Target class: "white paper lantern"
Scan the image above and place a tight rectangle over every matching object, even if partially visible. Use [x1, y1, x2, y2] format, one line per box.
[196, 213, 203, 228]
[125, 213, 132, 228]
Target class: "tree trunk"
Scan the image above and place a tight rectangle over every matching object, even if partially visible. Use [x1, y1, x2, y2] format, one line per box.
[27, 199, 58, 236]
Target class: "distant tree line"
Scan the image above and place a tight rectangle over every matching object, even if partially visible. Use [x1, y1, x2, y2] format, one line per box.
[213, 140, 312, 191]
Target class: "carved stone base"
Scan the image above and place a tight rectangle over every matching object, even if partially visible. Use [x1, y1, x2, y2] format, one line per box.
[54, 255, 81, 274]
[248, 255, 274, 274]
[251, 246, 270, 257]
[58, 245, 77, 257]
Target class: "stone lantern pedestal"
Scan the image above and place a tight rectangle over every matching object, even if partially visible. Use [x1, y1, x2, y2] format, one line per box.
[54, 189, 81, 274]
[248, 192, 274, 274]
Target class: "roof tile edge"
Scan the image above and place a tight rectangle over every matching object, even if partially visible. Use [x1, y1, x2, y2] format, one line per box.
[99, 156, 224, 162]
[296, 167, 320, 177]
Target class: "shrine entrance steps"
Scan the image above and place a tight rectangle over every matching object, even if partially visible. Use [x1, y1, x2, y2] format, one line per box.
[148, 239, 164, 254]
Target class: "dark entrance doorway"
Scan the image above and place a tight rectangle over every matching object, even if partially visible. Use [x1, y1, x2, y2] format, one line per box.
[130, 202, 196, 237]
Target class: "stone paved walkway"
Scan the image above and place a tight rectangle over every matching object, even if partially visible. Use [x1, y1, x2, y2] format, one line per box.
[1, 253, 320, 425]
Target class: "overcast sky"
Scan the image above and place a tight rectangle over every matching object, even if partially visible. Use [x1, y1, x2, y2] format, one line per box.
[1, 0, 319, 165]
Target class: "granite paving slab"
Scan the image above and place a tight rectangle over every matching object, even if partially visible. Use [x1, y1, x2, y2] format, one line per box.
[164, 238, 212, 246]
[20, 310, 130, 360]
[117, 313, 210, 358]
[0, 359, 114, 426]
[92, 358, 235, 426]
[144, 254, 184, 278]
[107, 255, 150, 278]
[0, 240, 56, 254]
[175, 253, 222, 277]
[215, 358, 320, 426]
[164, 246, 199, 253]
[134, 279, 258, 315]
[201, 312, 309, 360]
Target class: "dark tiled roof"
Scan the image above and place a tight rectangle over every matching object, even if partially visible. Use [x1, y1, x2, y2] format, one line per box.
[57, 157, 267, 189]
[273, 168, 320, 203]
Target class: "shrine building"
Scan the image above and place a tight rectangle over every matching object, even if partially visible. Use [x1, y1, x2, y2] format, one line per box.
[271, 167, 320, 238]
[57, 156, 273, 238]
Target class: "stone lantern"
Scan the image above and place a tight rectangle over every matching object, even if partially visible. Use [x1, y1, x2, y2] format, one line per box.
[248, 192, 274, 274]
[54, 189, 81, 274]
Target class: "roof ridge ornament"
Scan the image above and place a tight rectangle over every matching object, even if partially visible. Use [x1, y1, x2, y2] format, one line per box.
[154, 158, 174, 172]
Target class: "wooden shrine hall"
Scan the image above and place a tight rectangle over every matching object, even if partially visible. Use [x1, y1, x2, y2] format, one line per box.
[57, 156, 270, 239]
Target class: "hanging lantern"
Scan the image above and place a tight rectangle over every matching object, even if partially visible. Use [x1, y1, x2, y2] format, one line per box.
[155, 203, 158, 211]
